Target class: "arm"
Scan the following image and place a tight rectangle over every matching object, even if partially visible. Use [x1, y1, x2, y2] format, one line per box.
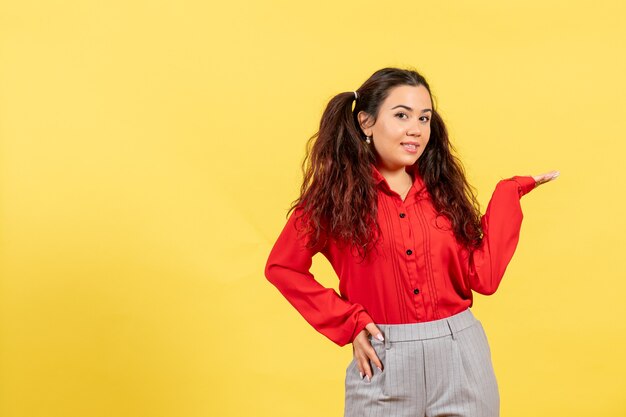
[466, 175, 537, 295]
[264, 206, 374, 347]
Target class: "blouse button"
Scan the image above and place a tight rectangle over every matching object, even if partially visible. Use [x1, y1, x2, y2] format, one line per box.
[399, 213, 406, 218]
[413, 288, 420, 295]
[406, 249, 413, 255]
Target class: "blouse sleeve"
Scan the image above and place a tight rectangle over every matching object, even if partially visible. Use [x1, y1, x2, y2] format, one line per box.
[264, 206, 374, 347]
[465, 175, 537, 295]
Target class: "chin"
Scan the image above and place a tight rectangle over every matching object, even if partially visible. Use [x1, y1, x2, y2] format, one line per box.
[405, 154, 421, 164]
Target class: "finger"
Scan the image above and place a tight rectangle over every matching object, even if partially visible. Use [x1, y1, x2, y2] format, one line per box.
[359, 336, 384, 372]
[355, 346, 375, 382]
[365, 322, 385, 342]
[369, 349, 384, 372]
[359, 357, 372, 382]
[356, 363, 364, 379]
[363, 324, 384, 375]
[540, 170, 559, 181]
[353, 347, 368, 379]
[355, 359, 367, 380]
[534, 170, 559, 185]
[353, 345, 362, 378]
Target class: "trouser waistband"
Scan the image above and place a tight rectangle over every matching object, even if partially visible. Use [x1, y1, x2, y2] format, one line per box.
[367, 308, 478, 349]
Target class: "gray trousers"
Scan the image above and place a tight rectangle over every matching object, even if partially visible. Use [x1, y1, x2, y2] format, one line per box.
[344, 308, 500, 417]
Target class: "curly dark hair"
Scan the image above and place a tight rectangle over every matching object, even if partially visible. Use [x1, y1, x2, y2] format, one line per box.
[287, 67, 483, 262]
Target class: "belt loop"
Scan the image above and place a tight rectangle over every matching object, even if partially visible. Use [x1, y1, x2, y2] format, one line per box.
[384, 327, 391, 350]
[446, 320, 455, 340]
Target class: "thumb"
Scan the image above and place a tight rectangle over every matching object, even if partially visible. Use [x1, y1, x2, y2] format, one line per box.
[365, 322, 385, 341]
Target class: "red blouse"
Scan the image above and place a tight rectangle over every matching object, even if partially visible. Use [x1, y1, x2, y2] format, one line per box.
[264, 163, 537, 347]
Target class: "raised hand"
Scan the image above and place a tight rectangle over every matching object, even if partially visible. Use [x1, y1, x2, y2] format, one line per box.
[532, 170, 560, 187]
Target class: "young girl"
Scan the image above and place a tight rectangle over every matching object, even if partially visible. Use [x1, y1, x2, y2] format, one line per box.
[264, 67, 558, 417]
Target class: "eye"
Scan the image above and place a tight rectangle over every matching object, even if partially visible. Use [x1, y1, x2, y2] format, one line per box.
[419, 116, 430, 123]
[395, 112, 408, 119]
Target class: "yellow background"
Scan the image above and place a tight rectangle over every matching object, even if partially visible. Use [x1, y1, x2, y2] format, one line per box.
[1, 1, 625, 416]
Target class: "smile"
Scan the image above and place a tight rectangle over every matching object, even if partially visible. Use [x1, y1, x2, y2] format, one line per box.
[401, 143, 418, 153]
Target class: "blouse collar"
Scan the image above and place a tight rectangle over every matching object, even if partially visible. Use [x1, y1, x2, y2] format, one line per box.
[371, 163, 427, 200]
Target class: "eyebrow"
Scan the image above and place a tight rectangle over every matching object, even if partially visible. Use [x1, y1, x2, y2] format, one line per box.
[391, 105, 432, 113]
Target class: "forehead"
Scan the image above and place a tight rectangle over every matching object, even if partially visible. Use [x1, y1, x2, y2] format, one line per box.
[383, 85, 432, 109]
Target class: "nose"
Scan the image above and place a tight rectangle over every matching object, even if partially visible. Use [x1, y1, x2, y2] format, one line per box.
[407, 120, 421, 137]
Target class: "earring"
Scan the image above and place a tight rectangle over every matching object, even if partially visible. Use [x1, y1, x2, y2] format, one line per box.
[365, 136, 372, 144]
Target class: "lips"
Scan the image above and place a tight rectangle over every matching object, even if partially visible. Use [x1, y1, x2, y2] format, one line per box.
[401, 142, 418, 152]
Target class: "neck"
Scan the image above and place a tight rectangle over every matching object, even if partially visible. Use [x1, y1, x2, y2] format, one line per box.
[375, 163, 414, 183]
[375, 163, 414, 200]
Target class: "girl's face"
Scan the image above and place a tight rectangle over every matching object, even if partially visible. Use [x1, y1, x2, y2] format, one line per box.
[358, 84, 432, 171]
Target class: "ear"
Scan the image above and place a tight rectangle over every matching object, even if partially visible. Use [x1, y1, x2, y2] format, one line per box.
[357, 111, 373, 136]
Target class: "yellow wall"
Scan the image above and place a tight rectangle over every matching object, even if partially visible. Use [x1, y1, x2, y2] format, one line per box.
[1, 1, 624, 416]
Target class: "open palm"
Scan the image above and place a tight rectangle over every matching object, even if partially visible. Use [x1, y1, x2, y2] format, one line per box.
[533, 170, 560, 186]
